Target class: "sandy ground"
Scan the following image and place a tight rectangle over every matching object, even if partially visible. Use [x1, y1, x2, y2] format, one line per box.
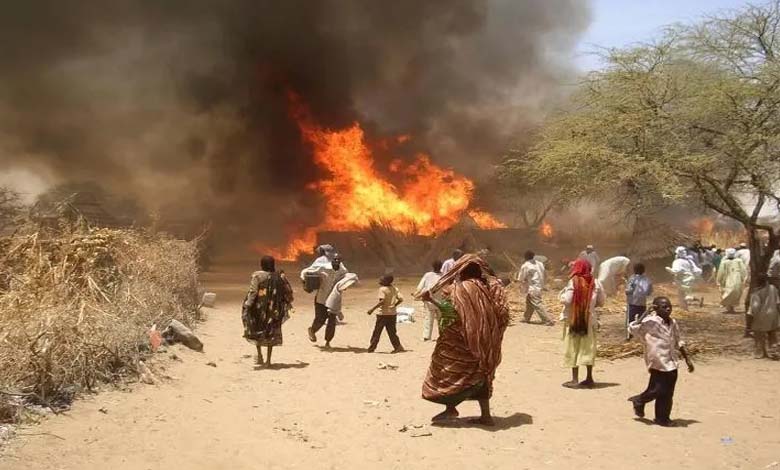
[1, 270, 779, 470]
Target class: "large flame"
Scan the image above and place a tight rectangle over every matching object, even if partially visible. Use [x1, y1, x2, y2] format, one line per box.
[262, 92, 505, 260]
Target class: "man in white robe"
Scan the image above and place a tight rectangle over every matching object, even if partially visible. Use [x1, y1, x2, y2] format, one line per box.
[717, 248, 747, 314]
[666, 246, 703, 311]
[578, 245, 601, 277]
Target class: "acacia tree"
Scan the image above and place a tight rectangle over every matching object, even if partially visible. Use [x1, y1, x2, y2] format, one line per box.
[494, 150, 568, 229]
[513, 1, 780, 282]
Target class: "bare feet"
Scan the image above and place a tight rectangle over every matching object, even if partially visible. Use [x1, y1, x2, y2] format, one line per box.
[324, 341, 332, 350]
[431, 407, 459, 422]
[562, 381, 579, 389]
[579, 378, 595, 389]
[307, 327, 316, 342]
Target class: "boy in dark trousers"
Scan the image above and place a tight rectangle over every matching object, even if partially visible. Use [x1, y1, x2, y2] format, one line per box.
[628, 296, 694, 427]
[367, 275, 405, 353]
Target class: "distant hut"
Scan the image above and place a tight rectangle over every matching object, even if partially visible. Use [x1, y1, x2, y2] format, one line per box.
[30, 183, 137, 229]
[627, 216, 693, 261]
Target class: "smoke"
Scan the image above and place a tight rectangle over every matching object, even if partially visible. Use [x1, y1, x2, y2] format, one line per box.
[0, 0, 590, 247]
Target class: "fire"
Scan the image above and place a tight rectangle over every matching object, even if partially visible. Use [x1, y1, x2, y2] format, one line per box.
[539, 221, 554, 239]
[469, 210, 506, 229]
[259, 92, 505, 260]
[261, 228, 318, 262]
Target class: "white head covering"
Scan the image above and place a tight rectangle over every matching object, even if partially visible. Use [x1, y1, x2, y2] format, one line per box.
[675, 246, 687, 258]
[725, 248, 737, 259]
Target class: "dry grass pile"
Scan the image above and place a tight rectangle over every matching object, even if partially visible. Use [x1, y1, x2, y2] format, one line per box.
[596, 283, 750, 360]
[525, 278, 751, 360]
[0, 224, 199, 420]
[700, 229, 745, 249]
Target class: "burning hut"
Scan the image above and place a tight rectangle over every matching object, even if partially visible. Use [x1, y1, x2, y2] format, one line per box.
[31, 183, 126, 229]
[257, 96, 509, 270]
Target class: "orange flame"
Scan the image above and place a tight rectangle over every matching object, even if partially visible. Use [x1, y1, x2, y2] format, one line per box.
[258, 92, 505, 260]
[469, 210, 507, 229]
[539, 221, 554, 239]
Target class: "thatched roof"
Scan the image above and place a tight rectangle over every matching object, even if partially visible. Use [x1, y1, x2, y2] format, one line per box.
[31, 183, 124, 228]
[628, 216, 694, 261]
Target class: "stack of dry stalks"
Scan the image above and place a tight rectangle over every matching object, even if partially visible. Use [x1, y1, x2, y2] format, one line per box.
[0, 223, 199, 421]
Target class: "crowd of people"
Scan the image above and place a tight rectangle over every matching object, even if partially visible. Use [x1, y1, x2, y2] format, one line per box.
[238, 241, 778, 428]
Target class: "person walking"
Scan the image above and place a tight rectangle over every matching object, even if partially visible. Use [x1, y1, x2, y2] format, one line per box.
[413, 260, 443, 341]
[517, 250, 554, 326]
[625, 262, 653, 340]
[717, 248, 747, 314]
[666, 246, 703, 311]
[560, 259, 605, 388]
[578, 245, 601, 277]
[748, 274, 780, 359]
[242, 256, 294, 367]
[420, 254, 509, 426]
[367, 275, 405, 353]
[302, 253, 348, 349]
[628, 296, 695, 427]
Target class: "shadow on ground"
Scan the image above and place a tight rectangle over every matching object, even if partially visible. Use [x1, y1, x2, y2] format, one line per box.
[633, 418, 700, 428]
[561, 382, 621, 390]
[316, 345, 369, 354]
[432, 412, 533, 431]
[253, 362, 310, 370]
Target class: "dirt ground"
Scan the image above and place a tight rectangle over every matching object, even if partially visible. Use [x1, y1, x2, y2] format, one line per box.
[1, 267, 779, 470]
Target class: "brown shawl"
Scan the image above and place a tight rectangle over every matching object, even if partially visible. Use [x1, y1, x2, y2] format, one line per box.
[422, 254, 509, 400]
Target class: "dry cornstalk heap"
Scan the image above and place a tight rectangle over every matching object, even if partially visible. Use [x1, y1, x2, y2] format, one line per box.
[0, 222, 200, 423]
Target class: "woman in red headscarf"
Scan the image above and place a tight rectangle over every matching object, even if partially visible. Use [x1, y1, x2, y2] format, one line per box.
[560, 258, 605, 388]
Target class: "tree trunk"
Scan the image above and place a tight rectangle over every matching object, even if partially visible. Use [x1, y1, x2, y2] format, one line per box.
[745, 224, 779, 312]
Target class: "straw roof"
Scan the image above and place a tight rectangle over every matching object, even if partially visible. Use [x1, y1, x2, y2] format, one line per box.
[627, 216, 694, 260]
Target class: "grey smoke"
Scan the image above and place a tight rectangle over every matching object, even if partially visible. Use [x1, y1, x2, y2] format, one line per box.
[0, 0, 590, 247]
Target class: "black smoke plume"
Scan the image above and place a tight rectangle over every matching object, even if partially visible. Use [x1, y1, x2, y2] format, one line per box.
[0, 0, 590, 249]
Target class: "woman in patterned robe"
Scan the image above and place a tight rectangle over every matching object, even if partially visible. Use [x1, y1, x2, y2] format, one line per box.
[420, 254, 509, 426]
[243, 256, 294, 367]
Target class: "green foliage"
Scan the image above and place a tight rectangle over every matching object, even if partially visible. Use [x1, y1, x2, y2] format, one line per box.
[494, 150, 567, 228]
[502, 1, 780, 274]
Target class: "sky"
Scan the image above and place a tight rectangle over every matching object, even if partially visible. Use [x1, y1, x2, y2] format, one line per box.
[576, 0, 755, 70]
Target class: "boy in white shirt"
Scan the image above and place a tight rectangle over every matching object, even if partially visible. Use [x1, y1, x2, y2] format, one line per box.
[628, 296, 695, 426]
